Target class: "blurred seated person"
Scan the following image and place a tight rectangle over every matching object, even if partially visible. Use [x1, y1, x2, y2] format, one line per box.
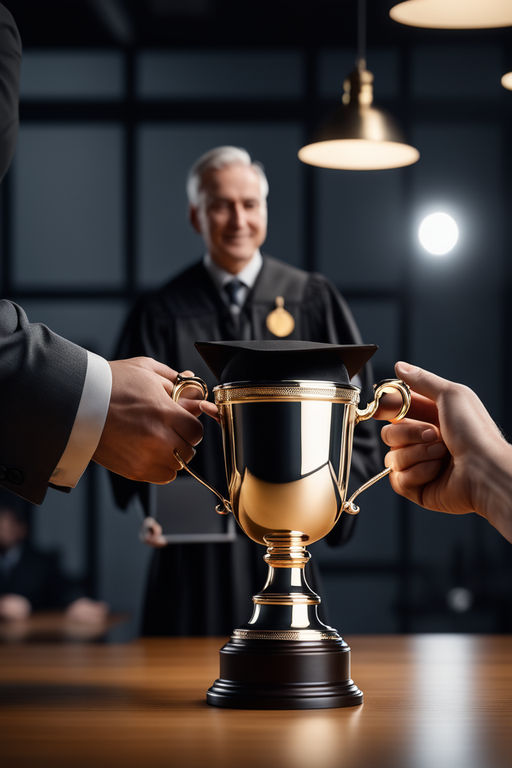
[111, 145, 381, 636]
[0, 491, 108, 622]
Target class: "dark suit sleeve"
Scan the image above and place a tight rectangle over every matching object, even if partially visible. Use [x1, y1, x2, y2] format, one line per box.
[0, 301, 88, 504]
[0, 2, 21, 183]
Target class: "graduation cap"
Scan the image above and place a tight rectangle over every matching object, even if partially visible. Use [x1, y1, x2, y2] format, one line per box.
[195, 340, 377, 384]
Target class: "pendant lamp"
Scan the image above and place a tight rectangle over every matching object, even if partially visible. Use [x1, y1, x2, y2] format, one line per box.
[298, 0, 419, 170]
[389, 0, 512, 29]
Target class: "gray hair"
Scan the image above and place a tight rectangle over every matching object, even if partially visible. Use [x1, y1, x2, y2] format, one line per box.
[186, 146, 269, 207]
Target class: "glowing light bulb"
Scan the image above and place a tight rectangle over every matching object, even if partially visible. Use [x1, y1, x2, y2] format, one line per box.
[418, 212, 459, 255]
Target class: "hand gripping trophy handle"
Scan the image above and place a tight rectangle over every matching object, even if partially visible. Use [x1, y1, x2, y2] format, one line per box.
[343, 378, 411, 515]
[171, 374, 232, 516]
[171, 373, 410, 519]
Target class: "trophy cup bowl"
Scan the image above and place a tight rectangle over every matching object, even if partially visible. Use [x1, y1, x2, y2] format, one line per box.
[171, 342, 410, 709]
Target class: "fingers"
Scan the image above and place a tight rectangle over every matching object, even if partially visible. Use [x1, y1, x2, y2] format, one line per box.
[384, 440, 448, 472]
[166, 400, 204, 447]
[199, 400, 220, 422]
[388, 459, 445, 503]
[160, 368, 198, 400]
[376, 390, 439, 425]
[394, 361, 452, 402]
[140, 517, 167, 548]
[381, 419, 441, 448]
[126, 356, 179, 381]
[178, 397, 203, 417]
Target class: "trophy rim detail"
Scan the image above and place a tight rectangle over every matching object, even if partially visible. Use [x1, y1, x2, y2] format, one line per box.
[232, 628, 340, 641]
[214, 380, 360, 404]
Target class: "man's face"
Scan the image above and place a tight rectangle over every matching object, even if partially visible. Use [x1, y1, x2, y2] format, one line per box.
[190, 163, 267, 274]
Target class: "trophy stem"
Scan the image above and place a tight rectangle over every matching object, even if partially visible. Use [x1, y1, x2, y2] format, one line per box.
[253, 534, 320, 607]
[207, 532, 363, 709]
[263, 532, 310, 568]
[234, 533, 338, 638]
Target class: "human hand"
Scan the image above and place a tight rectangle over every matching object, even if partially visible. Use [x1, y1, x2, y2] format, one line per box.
[378, 362, 512, 525]
[198, 399, 220, 422]
[0, 594, 31, 621]
[93, 357, 204, 484]
[65, 597, 109, 623]
[139, 516, 167, 548]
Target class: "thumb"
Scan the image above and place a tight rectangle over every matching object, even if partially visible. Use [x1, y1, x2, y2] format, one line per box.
[395, 361, 450, 403]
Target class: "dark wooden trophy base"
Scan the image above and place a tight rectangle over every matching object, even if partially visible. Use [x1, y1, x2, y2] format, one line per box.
[206, 636, 363, 709]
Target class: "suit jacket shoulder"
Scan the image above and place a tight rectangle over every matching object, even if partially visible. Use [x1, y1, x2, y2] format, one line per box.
[0, 301, 87, 504]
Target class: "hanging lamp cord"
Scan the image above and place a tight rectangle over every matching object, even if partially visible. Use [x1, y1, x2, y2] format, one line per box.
[357, 0, 367, 70]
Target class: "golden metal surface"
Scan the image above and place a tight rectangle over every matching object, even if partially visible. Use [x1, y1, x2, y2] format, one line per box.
[232, 629, 339, 641]
[173, 372, 410, 638]
[172, 373, 208, 402]
[171, 376, 232, 515]
[173, 450, 232, 515]
[344, 379, 410, 515]
[252, 595, 320, 606]
[236, 464, 342, 546]
[356, 378, 411, 423]
[214, 381, 359, 405]
[265, 296, 296, 337]
[343, 467, 392, 515]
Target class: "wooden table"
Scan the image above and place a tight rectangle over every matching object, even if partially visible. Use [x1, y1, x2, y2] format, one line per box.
[0, 635, 511, 768]
[0, 611, 127, 643]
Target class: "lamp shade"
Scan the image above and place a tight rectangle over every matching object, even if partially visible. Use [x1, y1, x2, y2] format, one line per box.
[390, 0, 512, 29]
[298, 65, 420, 170]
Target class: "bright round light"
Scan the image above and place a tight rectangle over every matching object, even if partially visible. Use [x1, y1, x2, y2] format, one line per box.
[418, 212, 459, 255]
[502, 72, 512, 90]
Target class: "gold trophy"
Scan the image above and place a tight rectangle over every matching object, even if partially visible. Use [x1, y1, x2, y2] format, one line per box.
[171, 341, 410, 709]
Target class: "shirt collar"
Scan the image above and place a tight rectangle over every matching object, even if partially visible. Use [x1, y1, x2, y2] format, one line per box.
[203, 250, 263, 292]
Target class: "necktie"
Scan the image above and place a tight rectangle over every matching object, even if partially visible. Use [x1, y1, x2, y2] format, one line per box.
[223, 278, 246, 339]
[224, 278, 244, 308]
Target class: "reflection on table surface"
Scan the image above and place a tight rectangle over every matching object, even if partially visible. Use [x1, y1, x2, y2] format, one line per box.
[0, 635, 511, 768]
[0, 610, 127, 643]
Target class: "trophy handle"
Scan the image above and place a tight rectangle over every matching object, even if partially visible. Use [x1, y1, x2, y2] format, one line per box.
[171, 374, 233, 516]
[343, 378, 411, 516]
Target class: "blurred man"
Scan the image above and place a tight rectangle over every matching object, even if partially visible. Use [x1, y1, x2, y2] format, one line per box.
[111, 145, 382, 635]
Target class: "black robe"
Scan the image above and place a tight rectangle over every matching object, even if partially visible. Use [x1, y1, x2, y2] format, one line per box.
[111, 256, 381, 635]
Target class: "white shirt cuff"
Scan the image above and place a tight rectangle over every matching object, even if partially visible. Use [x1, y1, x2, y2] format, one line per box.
[50, 351, 112, 488]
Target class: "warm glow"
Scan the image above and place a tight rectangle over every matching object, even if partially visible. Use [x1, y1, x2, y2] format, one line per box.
[502, 72, 512, 90]
[390, 0, 512, 28]
[298, 139, 420, 170]
[418, 212, 459, 255]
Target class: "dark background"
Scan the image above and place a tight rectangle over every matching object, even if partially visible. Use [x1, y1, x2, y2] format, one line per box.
[1, 0, 511, 636]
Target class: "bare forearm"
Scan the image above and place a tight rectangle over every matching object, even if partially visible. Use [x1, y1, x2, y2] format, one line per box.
[471, 440, 512, 543]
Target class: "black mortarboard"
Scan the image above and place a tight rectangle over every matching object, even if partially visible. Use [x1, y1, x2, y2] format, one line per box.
[195, 340, 377, 384]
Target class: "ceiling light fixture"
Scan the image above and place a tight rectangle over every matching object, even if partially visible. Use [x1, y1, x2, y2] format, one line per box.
[501, 72, 512, 90]
[390, 0, 512, 30]
[418, 212, 459, 255]
[298, 0, 420, 170]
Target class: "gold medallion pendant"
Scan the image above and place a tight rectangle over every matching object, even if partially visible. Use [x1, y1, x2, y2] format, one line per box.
[265, 296, 295, 337]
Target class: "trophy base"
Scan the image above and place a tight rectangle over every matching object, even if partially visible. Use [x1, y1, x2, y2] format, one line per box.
[206, 636, 363, 710]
